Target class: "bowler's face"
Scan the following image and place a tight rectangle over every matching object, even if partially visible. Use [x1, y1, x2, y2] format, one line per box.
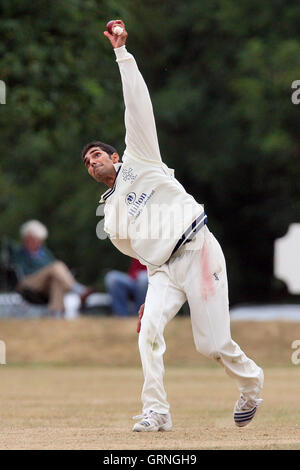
[83, 147, 115, 182]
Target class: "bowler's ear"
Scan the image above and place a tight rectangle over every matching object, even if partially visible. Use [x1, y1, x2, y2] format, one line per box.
[111, 152, 120, 163]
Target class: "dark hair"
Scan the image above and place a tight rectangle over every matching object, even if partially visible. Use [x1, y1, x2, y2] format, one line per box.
[81, 141, 118, 160]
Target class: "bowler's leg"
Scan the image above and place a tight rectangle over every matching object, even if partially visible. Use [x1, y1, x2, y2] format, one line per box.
[139, 269, 186, 414]
[186, 233, 264, 400]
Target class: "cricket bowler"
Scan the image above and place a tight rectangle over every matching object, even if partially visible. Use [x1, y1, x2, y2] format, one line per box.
[82, 20, 264, 431]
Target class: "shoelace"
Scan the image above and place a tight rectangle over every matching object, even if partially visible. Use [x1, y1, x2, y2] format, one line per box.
[238, 395, 263, 411]
[133, 410, 154, 421]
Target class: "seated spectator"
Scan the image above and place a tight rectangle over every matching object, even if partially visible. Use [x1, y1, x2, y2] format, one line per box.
[12, 220, 93, 317]
[105, 259, 148, 317]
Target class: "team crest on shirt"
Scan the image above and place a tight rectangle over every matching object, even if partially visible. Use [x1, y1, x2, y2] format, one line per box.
[122, 167, 137, 183]
[126, 192, 136, 205]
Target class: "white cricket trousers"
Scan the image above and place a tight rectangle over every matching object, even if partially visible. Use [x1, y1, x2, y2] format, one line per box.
[138, 227, 264, 414]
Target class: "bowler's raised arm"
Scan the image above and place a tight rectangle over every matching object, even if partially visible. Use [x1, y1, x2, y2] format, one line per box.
[104, 20, 162, 163]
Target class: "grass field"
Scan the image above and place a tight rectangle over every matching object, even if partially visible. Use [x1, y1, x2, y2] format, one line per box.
[0, 317, 299, 450]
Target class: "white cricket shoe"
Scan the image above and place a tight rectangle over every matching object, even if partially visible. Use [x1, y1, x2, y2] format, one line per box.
[132, 410, 172, 432]
[234, 394, 263, 427]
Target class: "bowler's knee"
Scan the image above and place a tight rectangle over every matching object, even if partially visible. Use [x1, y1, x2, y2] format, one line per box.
[195, 340, 227, 360]
[197, 338, 243, 363]
[138, 320, 153, 351]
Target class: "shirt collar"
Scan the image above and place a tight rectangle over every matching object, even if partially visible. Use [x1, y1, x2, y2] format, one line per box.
[99, 163, 122, 203]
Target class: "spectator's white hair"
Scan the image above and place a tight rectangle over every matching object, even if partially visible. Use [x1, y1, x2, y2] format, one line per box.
[20, 220, 48, 240]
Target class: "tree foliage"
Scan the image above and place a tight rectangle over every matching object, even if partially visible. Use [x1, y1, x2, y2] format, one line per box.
[1, 0, 300, 303]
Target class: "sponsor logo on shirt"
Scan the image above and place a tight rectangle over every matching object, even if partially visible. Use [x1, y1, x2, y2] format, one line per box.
[128, 190, 155, 219]
[128, 192, 147, 216]
[126, 192, 136, 205]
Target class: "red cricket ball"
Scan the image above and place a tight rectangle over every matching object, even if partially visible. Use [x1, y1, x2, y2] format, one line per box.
[106, 20, 117, 34]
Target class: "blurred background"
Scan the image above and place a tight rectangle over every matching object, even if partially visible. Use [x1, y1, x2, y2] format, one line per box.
[1, 3, 300, 451]
[1, 0, 300, 311]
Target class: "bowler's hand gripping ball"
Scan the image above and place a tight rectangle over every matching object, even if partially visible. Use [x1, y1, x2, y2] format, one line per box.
[106, 20, 124, 36]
